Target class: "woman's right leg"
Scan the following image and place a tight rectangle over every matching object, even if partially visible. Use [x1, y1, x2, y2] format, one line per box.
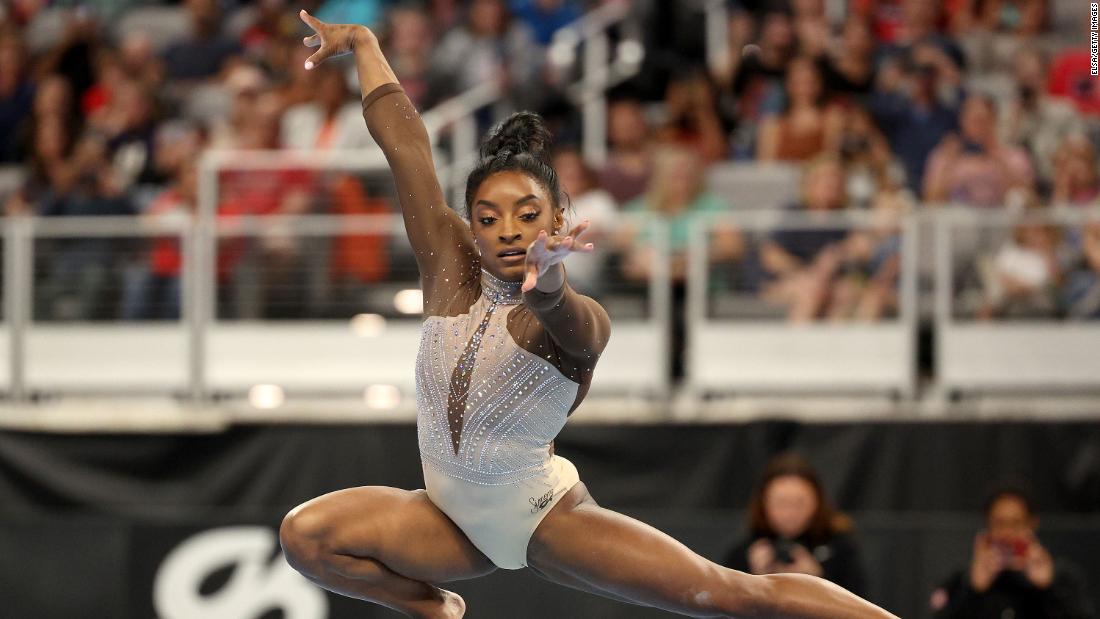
[279, 485, 496, 619]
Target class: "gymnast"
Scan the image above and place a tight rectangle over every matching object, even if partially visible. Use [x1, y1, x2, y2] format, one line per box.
[279, 10, 899, 619]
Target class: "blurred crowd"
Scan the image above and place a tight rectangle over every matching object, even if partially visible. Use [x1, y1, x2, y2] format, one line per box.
[0, 0, 1099, 324]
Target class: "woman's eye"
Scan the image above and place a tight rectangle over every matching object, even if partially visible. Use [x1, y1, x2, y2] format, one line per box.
[479, 217, 495, 225]
[521, 213, 539, 221]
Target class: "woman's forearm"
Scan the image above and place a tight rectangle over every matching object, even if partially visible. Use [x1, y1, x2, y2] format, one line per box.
[352, 29, 400, 99]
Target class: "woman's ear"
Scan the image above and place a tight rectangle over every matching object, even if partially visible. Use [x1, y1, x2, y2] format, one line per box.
[553, 209, 565, 235]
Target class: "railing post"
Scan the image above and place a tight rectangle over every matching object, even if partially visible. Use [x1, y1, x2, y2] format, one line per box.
[189, 153, 219, 404]
[582, 31, 610, 167]
[705, 0, 730, 79]
[4, 216, 29, 403]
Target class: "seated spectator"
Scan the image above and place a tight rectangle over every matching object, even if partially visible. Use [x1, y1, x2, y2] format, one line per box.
[381, 5, 439, 109]
[1063, 222, 1100, 319]
[835, 107, 906, 208]
[724, 452, 867, 596]
[949, 0, 1047, 36]
[930, 484, 1094, 618]
[976, 201, 1061, 320]
[163, 0, 242, 81]
[281, 62, 372, 150]
[923, 94, 1034, 207]
[599, 97, 653, 204]
[620, 145, 742, 285]
[1047, 19, 1100, 117]
[756, 55, 843, 162]
[659, 70, 728, 163]
[0, 27, 34, 163]
[999, 46, 1084, 193]
[759, 154, 851, 321]
[36, 131, 134, 320]
[121, 161, 197, 320]
[551, 147, 617, 296]
[429, 0, 540, 107]
[1050, 136, 1099, 207]
[729, 6, 795, 158]
[207, 64, 269, 151]
[620, 145, 742, 380]
[868, 40, 961, 195]
[509, 0, 581, 46]
[817, 15, 876, 100]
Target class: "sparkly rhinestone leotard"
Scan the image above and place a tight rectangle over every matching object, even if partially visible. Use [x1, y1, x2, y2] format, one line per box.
[363, 84, 610, 569]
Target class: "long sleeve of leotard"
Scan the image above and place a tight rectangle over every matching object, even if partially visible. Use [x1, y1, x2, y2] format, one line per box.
[362, 83, 478, 314]
[523, 269, 611, 361]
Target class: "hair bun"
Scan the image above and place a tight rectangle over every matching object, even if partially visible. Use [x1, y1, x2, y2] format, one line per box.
[481, 112, 552, 163]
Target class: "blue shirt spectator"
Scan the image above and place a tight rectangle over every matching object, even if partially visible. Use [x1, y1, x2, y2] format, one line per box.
[509, 0, 582, 46]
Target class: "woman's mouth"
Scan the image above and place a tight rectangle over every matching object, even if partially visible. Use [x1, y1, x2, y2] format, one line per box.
[497, 248, 526, 263]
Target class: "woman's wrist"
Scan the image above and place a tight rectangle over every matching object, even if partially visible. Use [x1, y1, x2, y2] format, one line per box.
[353, 26, 378, 51]
[534, 262, 565, 294]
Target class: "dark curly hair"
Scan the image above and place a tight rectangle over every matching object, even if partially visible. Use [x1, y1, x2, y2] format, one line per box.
[464, 112, 565, 220]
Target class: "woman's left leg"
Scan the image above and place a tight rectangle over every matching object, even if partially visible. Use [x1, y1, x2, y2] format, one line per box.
[526, 482, 898, 619]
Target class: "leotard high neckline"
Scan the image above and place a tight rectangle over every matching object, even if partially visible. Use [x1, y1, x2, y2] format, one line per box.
[480, 268, 524, 306]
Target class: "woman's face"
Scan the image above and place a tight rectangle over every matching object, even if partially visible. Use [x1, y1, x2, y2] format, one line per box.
[786, 58, 822, 105]
[764, 475, 819, 539]
[470, 171, 562, 281]
[553, 151, 588, 197]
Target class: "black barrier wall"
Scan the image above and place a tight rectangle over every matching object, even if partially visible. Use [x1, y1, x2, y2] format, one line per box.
[0, 421, 1098, 618]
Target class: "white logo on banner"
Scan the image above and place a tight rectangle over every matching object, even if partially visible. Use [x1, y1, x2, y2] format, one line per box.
[153, 526, 328, 619]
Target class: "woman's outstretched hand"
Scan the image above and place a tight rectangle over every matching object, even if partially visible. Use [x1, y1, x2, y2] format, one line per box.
[299, 10, 373, 70]
[522, 220, 595, 293]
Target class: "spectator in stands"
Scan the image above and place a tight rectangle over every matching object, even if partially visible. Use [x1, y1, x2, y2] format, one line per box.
[949, 0, 1047, 35]
[756, 56, 843, 162]
[1047, 18, 1100, 117]
[759, 154, 852, 321]
[121, 160, 197, 320]
[207, 64, 269, 151]
[998, 46, 1084, 195]
[381, 5, 439, 109]
[923, 94, 1035, 208]
[1050, 136, 1100, 207]
[36, 131, 134, 320]
[729, 6, 795, 157]
[0, 27, 34, 163]
[117, 31, 164, 93]
[281, 62, 372, 150]
[949, 0, 1047, 73]
[620, 145, 742, 380]
[660, 70, 729, 163]
[976, 199, 1061, 320]
[835, 107, 906, 209]
[551, 146, 616, 296]
[509, 0, 581, 46]
[930, 485, 1094, 618]
[599, 97, 653, 204]
[817, 16, 876, 100]
[724, 452, 867, 597]
[163, 0, 242, 81]
[94, 79, 162, 188]
[868, 40, 960, 194]
[1064, 222, 1100, 319]
[429, 0, 540, 107]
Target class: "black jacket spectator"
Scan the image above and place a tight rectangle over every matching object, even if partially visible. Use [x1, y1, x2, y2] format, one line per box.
[933, 563, 1094, 619]
[725, 531, 867, 596]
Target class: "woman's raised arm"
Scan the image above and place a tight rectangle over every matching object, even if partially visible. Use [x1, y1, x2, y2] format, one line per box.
[300, 11, 477, 306]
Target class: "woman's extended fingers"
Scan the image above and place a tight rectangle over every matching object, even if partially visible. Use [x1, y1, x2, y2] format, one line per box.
[299, 10, 330, 69]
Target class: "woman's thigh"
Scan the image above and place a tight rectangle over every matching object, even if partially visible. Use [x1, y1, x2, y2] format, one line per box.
[281, 485, 496, 584]
[526, 482, 759, 617]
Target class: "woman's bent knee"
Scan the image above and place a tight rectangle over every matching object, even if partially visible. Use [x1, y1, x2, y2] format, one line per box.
[280, 502, 336, 576]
